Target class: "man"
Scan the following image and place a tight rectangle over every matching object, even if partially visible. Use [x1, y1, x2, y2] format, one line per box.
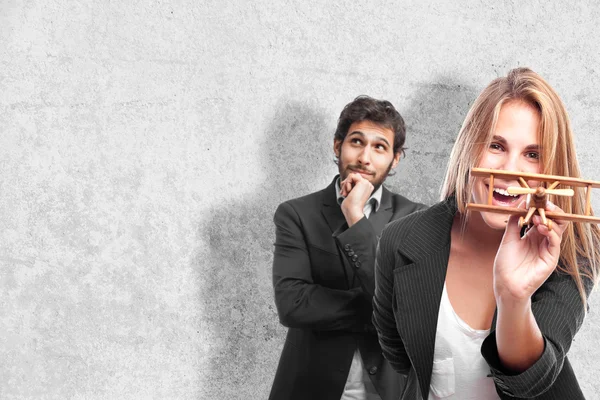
[268, 96, 426, 400]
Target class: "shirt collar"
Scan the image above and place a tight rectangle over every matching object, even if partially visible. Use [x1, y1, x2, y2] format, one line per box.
[335, 176, 382, 212]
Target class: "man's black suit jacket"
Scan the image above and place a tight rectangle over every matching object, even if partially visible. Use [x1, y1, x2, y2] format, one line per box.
[269, 176, 426, 400]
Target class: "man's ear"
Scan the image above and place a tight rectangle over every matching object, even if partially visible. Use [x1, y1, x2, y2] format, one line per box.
[391, 152, 401, 169]
[333, 139, 342, 158]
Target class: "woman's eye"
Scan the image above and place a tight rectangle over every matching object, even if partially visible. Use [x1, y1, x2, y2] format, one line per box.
[526, 152, 540, 159]
[490, 143, 503, 151]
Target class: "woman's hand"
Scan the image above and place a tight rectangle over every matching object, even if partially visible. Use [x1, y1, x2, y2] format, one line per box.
[493, 201, 569, 303]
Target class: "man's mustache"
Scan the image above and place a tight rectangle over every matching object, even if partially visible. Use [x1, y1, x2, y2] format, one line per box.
[348, 166, 375, 175]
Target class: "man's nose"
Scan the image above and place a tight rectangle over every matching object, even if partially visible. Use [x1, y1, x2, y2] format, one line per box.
[358, 147, 371, 164]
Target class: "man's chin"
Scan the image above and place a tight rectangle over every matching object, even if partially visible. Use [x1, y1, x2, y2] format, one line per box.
[345, 170, 371, 179]
[339, 169, 389, 192]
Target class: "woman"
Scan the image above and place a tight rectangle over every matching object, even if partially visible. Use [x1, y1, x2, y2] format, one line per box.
[372, 68, 600, 399]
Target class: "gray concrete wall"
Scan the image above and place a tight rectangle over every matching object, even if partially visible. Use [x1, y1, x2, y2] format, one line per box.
[2, 1, 600, 399]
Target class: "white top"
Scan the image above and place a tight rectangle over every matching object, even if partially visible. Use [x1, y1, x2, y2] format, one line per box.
[428, 284, 499, 400]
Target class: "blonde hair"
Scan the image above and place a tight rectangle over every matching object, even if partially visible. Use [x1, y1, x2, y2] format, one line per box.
[441, 67, 600, 307]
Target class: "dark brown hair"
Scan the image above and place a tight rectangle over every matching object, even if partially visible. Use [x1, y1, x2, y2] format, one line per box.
[334, 95, 406, 156]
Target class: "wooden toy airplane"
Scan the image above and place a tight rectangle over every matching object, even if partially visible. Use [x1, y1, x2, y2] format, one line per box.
[467, 168, 600, 230]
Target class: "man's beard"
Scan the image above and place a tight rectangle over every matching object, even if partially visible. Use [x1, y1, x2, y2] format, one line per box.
[339, 159, 394, 194]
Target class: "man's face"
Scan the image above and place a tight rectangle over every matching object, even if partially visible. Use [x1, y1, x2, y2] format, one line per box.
[334, 120, 400, 192]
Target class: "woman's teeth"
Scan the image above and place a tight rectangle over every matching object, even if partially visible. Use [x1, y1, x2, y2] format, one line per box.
[493, 187, 519, 197]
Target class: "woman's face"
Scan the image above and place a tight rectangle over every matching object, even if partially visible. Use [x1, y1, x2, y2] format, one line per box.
[472, 100, 542, 230]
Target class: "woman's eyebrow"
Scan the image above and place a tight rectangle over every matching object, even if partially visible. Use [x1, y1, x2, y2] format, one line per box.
[492, 135, 507, 144]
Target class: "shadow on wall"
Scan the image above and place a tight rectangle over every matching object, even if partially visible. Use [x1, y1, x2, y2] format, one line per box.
[194, 81, 479, 397]
[387, 78, 479, 205]
[195, 100, 330, 398]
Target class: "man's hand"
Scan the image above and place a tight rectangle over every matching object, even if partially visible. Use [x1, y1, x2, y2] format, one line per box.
[340, 172, 374, 227]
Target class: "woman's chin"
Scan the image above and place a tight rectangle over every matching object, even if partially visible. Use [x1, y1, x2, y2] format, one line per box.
[481, 213, 509, 231]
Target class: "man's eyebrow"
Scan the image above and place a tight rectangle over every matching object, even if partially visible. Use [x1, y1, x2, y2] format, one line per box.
[348, 131, 366, 139]
[348, 130, 391, 147]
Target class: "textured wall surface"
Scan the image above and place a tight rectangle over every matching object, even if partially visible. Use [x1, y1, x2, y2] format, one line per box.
[2, 1, 600, 399]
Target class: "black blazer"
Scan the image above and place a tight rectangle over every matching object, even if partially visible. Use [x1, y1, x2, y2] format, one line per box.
[269, 176, 426, 400]
[373, 197, 592, 399]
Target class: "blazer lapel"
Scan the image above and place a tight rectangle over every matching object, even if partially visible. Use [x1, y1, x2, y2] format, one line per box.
[322, 198, 346, 236]
[392, 198, 457, 398]
[321, 177, 354, 288]
[394, 244, 450, 399]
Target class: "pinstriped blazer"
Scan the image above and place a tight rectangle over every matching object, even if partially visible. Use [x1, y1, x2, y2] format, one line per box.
[372, 197, 592, 399]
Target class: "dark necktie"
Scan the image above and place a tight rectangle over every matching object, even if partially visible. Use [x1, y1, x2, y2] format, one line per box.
[367, 200, 376, 219]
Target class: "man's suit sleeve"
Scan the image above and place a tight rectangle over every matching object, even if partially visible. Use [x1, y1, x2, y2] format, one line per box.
[480, 265, 592, 398]
[333, 217, 379, 298]
[372, 225, 412, 374]
[333, 201, 427, 298]
[272, 202, 371, 332]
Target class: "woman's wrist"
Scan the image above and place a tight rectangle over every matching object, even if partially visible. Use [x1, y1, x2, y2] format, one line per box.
[493, 278, 534, 306]
[495, 292, 531, 315]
